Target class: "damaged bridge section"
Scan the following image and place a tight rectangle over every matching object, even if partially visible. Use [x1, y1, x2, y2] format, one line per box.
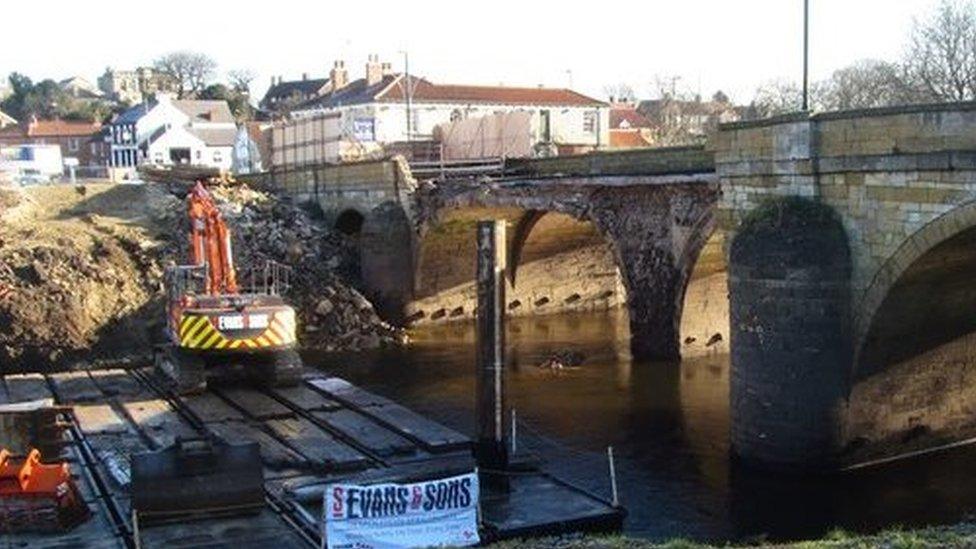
[243, 147, 718, 361]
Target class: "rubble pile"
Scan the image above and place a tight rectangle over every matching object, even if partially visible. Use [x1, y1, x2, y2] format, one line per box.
[207, 183, 407, 352]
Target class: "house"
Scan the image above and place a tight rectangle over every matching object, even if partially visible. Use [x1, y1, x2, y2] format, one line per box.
[609, 102, 655, 149]
[0, 117, 107, 167]
[98, 67, 176, 105]
[636, 95, 740, 144]
[106, 94, 236, 180]
[259, 72, 333, 115]
[273, 56, 608, 167]
[0, 109, 15, 129]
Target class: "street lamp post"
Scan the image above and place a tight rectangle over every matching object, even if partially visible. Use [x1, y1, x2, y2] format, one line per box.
[802, 0, 810, 111]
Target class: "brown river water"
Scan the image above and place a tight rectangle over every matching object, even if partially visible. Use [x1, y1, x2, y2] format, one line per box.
[305, 309, 976, 542]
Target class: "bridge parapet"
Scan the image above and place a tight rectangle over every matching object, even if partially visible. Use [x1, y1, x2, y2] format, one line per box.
[505, 145, 713, 178]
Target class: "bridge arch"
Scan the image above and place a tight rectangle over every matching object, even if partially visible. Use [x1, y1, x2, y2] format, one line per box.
[408, 206, 629, 323]
[334, 208, 366, 236]
[847, 200, 976, 455]
[854, 199, 976, 373]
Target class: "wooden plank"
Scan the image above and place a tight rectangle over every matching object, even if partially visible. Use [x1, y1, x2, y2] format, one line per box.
[88, 369, 145, 398]
[120, 399, 199, 449]
[312, 409, 415, 457]
[4, 374, 53, 403]
[362, 403, 470, 452]
[308, 378, 469, 452]
[307, 377, 389, 408]
[270, 385, 341, 412]
[207, 421, 307, 469]
[183, 392, 244, 423]
[74, 404, 131, 435]
[217, 388, 293, 420]
[48, 371, 103, 403]
[265, 417, 369, 470]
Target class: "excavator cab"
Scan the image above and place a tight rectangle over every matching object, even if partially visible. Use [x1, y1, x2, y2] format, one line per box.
[155, 182, 303, 393]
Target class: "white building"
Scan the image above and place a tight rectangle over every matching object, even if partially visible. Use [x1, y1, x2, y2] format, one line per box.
[107, 94, 236, 179]
[277, 56, 608, 166]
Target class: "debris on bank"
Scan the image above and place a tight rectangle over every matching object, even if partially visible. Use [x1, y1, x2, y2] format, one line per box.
[205, 183, 408, 352]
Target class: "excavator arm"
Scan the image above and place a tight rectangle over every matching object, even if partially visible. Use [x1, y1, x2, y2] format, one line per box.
[187, 181, 238, 295]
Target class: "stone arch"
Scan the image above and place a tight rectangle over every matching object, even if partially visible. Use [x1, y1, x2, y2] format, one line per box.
[847, 201, 976, 458]
[407, 204, 631, 324]
[506, 210, 546, 286]
[854, 199, 976, 374]
[506, 210, 628, 316]
[334, 208, 366, 236]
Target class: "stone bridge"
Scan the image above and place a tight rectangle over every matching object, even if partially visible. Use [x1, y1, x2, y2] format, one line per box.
[247, 148, 720, 361]
[717, 102, 976, 470]
[245, 100, 976, 471]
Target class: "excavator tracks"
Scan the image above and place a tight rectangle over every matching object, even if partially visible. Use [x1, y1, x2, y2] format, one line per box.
[0, 365, 473, 548]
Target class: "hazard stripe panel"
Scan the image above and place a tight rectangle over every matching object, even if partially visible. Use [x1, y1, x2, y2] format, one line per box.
[179, 312, 297, 350]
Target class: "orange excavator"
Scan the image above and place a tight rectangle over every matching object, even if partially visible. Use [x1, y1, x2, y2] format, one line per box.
[155, 181, 302, 392]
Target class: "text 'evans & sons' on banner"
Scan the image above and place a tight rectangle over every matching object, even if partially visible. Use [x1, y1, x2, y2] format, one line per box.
[323, 472, 480, 549]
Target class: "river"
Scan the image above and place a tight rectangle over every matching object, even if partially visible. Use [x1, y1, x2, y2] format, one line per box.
[305, 309, 976, 542]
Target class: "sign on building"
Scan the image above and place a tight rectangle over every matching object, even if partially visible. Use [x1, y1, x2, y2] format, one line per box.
[323, 472, 480, 549]
[353, 117, 376, 142]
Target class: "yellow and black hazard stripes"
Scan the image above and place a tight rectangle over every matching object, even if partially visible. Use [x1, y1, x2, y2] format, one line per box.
[178, 310, 296, 351]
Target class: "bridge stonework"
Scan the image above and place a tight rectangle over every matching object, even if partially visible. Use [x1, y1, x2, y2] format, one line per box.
[412, 175, 718, 360]
[716, 102, 976, 469]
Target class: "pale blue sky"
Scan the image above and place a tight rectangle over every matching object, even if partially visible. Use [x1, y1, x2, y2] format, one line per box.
[3, 0, 944, 103]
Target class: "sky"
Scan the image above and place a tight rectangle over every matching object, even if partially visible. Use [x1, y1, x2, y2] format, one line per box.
[1, 0, 945, 104]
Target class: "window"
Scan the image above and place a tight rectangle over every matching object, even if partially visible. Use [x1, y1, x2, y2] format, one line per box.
[583, 111, 598, 134]
[195, 150, 202, 160]
[213, 150, 223, 163]
[68, 138, 79, 152]
[90, 142, 98, 155]
[154, 152, 163, 164]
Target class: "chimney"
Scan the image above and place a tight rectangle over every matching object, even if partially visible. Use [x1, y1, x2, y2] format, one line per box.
[365, 54, 383, 86]
[330, 60, 349, 91]
[381, 62, 393, 76]
[270, 75, 276, 87]
[302, 73, 308, 81]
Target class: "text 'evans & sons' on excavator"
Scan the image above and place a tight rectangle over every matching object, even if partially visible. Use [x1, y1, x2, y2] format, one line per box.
[155, 181, 303, 393]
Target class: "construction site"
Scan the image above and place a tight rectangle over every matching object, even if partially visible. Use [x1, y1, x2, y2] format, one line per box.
[0, 179, 622, 547]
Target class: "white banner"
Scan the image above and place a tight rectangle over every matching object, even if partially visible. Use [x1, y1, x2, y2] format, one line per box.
[323, 472, 480, 549]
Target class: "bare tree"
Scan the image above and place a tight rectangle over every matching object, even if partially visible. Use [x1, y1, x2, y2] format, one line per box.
[153, 51, 218, 99]
[903, 0, 976, 101]
[228, 69, 256, 94]
[820, 59, 917, 110]
[603, 82, 637, 103]
[746, 79, 807, 119]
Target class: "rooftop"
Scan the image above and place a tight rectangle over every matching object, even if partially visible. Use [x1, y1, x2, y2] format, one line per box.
[298, 74, 605, 111]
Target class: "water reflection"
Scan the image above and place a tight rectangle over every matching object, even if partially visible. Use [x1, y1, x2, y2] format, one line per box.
[305, 309, 976, 542]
